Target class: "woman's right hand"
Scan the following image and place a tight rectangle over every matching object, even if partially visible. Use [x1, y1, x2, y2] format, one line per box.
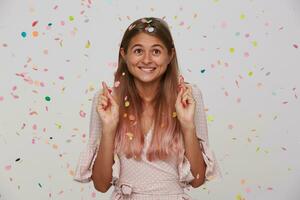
[97, 81, 119, 130]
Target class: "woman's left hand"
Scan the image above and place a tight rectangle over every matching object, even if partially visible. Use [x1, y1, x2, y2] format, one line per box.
[175, 80, 196, 131]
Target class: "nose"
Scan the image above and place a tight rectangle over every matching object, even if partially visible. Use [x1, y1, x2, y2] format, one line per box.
[141, 52, 152, 64]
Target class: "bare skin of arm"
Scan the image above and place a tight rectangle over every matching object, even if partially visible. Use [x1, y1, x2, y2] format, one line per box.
[91, 126, 116, 193]
[182, 126, 206, 188]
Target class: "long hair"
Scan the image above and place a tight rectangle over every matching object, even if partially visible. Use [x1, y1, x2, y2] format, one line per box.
[113, 17, 185, 164]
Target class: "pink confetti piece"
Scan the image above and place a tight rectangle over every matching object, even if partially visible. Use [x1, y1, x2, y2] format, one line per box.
[79, 110, 86, 118]
[12, 86, 17, 91]
[245, 187, 252, 193]
[32, 138, 35, 144]
[91, 192, 96, 198]
[33, 124, 37, 130]
[5, 165, 12, 171]
[293, 44, 298, 49]
[58, 76, 64, 80]
[53, 5, 58, 10]
[0, 96, 4, 101]
[244, 52, 249, 57]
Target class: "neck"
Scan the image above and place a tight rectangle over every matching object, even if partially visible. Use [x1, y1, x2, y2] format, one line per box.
[134, 79, 160, 107]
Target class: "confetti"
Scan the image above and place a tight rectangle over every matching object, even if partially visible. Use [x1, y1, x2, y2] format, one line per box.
[69, 16, 75, 21]
[248, 71, 253, 77]
[21, 32, 27, 38]
[240, 13, 246, 20]
[32, 31, 39, 37]
[45, 96, 51, 101]
[172, 112, 177, 118]
[32, 20, 38, 27]
[5, 165, 12, 171]
[293, 44, 298, 49]
[114, 81, 120, 87]
[85, 40, 91, 48]
[252, 41, 258, 47]
[125, 100, 130, 107]
[126, 132, 134, 140]
[200, 69, 205, 73]
[79, 110, 86, 118]
[229, 48, 235, 54]
[15, 158, 20, 162]
[207, 115, 214, 122]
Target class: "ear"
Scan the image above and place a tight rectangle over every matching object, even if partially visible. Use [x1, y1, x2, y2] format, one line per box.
[120, 48, 126, 60]
[169, 48, 175, 63]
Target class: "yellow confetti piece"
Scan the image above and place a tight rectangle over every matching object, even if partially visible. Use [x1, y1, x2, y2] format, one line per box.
[252, 40, 258, 47]
[55, 123, 62, 129]
[248, 71, 253, 77]
[207, 115, 214, 122]
[240, 13, 246, 20]
[172, 112, 177, 118]
[236, 193, 245, 200]
[256, 147, 260, 152]
[125, 101, 130, 107]
[69, 16, 74, 21]
[126, 132, 134, 140]
[85, 40, 91, 48]
[229, 48, 235, 53]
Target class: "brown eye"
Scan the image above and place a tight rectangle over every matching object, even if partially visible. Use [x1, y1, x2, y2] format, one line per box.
[153, 49, 161, 55]
[134, 48, 143, 54]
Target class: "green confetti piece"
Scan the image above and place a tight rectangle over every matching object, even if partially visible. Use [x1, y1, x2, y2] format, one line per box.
[21, 32, 27, 38]
[45, 96, 51, 101]
[69, 16, 74, 21]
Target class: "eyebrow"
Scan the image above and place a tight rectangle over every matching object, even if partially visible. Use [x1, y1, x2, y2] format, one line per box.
[130, 44, 164, 50]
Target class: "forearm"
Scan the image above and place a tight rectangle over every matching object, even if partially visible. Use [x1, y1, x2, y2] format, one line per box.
[91, 127, 116, 192]
[182, 126, 206, 187]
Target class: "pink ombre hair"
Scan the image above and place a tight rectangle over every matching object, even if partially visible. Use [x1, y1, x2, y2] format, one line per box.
[113, 17, 185, 164]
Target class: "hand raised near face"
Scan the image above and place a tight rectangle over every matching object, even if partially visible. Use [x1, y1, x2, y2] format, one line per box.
[97, 81, 119, 130]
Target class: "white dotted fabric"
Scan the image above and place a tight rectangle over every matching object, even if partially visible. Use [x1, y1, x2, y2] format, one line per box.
[73, 83, 222, 199]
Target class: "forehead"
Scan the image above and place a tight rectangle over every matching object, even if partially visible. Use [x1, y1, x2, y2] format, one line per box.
[128, 32, 165, 48]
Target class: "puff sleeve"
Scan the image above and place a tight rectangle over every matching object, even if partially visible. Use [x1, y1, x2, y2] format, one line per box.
[73, 90, 120, 185]
[178, 84, 222, 188]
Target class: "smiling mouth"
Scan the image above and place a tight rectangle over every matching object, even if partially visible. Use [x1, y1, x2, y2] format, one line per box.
[138, 66, 157, 73]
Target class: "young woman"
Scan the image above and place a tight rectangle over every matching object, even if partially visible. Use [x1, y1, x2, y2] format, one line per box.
[74, 17, 221, 200]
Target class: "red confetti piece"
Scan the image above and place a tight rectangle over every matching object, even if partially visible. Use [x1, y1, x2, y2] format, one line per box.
[32, 20, 38, 27]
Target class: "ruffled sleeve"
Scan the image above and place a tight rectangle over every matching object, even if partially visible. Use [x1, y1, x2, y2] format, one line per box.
[178, 83, 222, 188]
[73, 90, 121, 185]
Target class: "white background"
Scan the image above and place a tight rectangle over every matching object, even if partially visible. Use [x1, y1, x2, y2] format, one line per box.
[0, 0, 300, 199]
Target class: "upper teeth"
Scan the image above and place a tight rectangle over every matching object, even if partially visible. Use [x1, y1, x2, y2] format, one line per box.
[139, 67, 156, 72]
